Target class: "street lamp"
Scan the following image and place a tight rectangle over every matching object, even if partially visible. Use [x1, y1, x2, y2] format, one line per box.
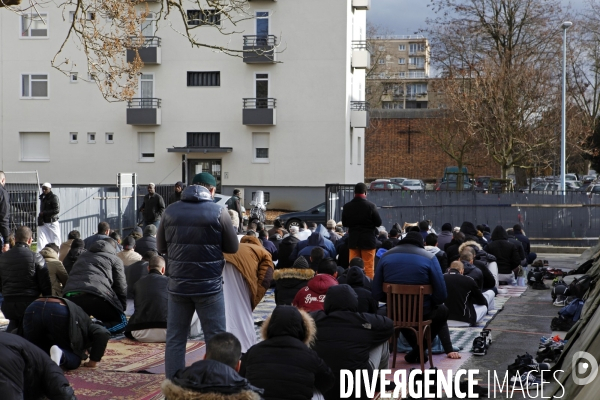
[561, 21, 572, 194]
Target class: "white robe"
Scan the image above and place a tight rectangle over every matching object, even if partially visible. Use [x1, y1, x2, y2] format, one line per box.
[222, 262, 256, 353]
[37, 221, 62, 251]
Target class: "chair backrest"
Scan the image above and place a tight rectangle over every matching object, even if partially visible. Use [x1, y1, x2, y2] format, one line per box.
[384, 283, 433, 327]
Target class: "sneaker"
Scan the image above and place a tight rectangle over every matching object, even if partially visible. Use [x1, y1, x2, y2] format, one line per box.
[554, 295, 567, 307]
[471, 336, 488, 356]
[50, 345, 63, 366]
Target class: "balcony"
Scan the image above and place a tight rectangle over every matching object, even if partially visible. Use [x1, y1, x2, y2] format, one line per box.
[127, 98, 162, 125]
[126, 37, 161, 65]
[243, 98, 276, 125]
[350, 101, 369, 128]
[352, 0, 371, 10]
[351, 41, 372, 69]
[243, 35, 277, 63]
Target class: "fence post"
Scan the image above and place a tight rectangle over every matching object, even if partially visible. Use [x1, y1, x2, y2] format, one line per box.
[118, 174, 123, 235]
[133, 173, 138, 228]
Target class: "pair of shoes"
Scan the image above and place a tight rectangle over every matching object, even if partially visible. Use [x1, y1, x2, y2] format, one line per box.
[471, 329, 493, 356]
[404, 349, 428, 364]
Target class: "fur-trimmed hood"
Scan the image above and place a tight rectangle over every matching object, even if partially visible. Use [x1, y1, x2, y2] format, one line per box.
[458, 240, 482, 253]
[273, 268, 315, 281]
[162, 380, 261, 400]
[261, 305, 317, 347]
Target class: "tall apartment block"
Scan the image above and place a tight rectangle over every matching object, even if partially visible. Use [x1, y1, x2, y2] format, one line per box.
[0, 0, 371, 209]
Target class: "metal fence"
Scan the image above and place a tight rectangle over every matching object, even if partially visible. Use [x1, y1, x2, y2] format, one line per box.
[4, 171, 40, 241]
[326, 184, 600, 246]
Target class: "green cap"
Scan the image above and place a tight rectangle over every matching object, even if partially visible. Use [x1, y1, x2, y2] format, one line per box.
[192, 172, 217, 187]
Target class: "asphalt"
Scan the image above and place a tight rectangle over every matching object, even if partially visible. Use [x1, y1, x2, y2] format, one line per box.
[447, 253, 581, 399]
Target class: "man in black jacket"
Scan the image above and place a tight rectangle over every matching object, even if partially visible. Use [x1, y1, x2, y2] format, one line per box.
[0, 171, 9, 253]
[0, 332, 76, 400]
[125, 255, 168, 342]
[23, 297, 110, 369]
[157, 172, 239, 379]
[162, 332, 264, 400]
[444, 261, 494, 326]
[459, 248, 484, 290]
[140, 183, 165, 229]
[424, 233, 449, 273]
[168, 181, 183, 205]
[0, 226, 52, 334]
[276, 226, 300, 269]
[225, 189, 244, 233]
[514, 224, 537, 265]
[135, 224, 158, 256]
[126, 250, 157, 300]
[38, 182, 62, 251]
[341, 182, 382, 279]
[84, 221, 111, 250]
[344, 266, 378, 313]
[312, 285, 393, 400]
[485, 226, 522, 286]
[63, 239, 128, 334]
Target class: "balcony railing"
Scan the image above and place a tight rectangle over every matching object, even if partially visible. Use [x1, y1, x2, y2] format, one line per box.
[350, 101, 370, 128]
[126, 36, 162, 64]
[351, 101, 370, 111]
[243, 98, 276, 125]
[128, 98, 161, 108]
[243, 35, 277, 63]
[351, 40, 373, 53]
[367, 72, 429, 80]
[127, 98, 162, 125]
[129, 36, 161, 47]
[373, 34, 426, 40]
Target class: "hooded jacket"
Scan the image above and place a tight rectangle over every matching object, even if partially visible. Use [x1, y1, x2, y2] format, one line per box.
[125, 259, 149, 299]
[63, 239, 86, 274]
[293, 231, 337, 261]
[162, 359, 264, 400]
[311, 285, 393, 400]
[341, 196, 382, 250]
[0, 332, 76, 400]
[444, 237, 464, 263]
[459, 221, 487, 247]
[458, 241, 497, 291]
[436, 230, 453, 251]
[344, 266, 377, 313]
[424, 245, 448, 274]
[443, 269, 488, 325]
[62, 298, 111, 362]
[277, 234, 300, 269]
[83, 233, 110, 251]
[506, 232, 526, 261]
[224, 236, 274, 309]
[514, 231, 531, 255]
[258, 237, 278, 262]
[117, 248, 143, 267]
[274, 266, 315, 306]
[156, 185, 239, 296]
[485, 226, 522, 275]
[292, 274, 338, 312]
[63, 240, 127, 312]
[135, 234, 158, 256]
[240, 306, 335, 400]
[0, 242, 52, 299]
[39, 247, 68, 297]
[460, 260, 483, 290]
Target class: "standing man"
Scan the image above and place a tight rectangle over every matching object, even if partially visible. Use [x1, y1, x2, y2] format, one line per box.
[0, 171, 9, 253]
[226, 189, 244, 233]
[139, 183, 165, 229]
[168, 181, 183, 205]
[513, 224, 537, 265]
[38, 183, 61, 251]
[341, 182, 382, 279]
[157, 172, 239, 379]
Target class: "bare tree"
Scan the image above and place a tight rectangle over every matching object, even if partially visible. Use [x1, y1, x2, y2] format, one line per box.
[3, 0, 262, 101]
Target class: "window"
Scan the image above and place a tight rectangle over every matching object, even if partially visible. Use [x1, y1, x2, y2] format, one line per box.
[139, 132, 155, 162]
[398, 44, 406, 51]
[398, 58, 405, 64]
[407, 83, 428, 96]
[409, 43, 425, 54]
[383, 101, 404, 109]
[69, 132, 78, 144]
[20, 132, 50, 161]
[105, 132, 114, 144]
[187, 72, 220, 87]
[255, 73, 269, 108]
[86, 12, 96, 21]
[88, 72, 97, 81]
[252, 192, 270, 203]
[187, 132, 220, 147]
[256, 11, 269, 37]
[70, 72, 78, 83]
[141, 12, 156, 36]
[69, 11, 75, 23]
[21, 12, 48, 37]
[87, 132, 96, 143]
[187, 9, 221, 26]
[140, 74, 154, 107]
[378, 59, 385, 65]
[252, 132, 269, 163]
[409, 57, 425, 67]
[21, 74, 48, 98]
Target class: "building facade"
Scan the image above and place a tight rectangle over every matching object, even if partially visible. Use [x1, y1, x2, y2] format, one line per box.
[0, 0, 371, 210]
[367, 35, 434, 109]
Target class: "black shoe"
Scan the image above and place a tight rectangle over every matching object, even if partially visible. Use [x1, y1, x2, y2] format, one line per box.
[472, 336, 488, 356]
[405, 349, 429, 364]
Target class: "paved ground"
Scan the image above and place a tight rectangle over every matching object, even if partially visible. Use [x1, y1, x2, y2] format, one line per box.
[450, 253, 580, 399]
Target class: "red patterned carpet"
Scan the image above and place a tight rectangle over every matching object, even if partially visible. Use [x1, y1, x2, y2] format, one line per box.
[65, 369, 164, 400]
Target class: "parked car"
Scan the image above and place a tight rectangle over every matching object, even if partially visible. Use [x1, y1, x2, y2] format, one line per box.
[275, 202, 327, 230]
[369, 179, 404, 191]
[389, 177, 408, 185]
[530, 182, 560, 193]
[435, 182, 474, 191]
[587, 185, 600, 195]
[400, 179, 425, 191]
[213, 194, 248, 225]
[475, 176, 491, 191]
[442, 166, 469, 182]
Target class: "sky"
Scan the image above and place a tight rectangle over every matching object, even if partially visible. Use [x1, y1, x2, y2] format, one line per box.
[367, 0, 588, 36]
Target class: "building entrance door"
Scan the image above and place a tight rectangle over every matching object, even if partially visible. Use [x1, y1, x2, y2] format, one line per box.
[188, 159, 222, 193]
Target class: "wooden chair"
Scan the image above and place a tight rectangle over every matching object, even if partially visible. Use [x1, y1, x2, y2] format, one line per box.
[384, 283, 434, 372]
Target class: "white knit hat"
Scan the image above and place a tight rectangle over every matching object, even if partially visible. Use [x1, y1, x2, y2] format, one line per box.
[41, 182, 52, 189]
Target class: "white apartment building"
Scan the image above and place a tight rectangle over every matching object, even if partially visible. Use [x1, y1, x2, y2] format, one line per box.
[0, 0, 371, 209]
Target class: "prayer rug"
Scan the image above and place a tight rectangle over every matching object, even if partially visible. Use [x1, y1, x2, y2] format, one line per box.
[65, 369, 164, 400]
[100, 338, 204, 372]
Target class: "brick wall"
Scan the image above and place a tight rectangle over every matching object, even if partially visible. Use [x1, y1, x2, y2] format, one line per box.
[365, 110, 500, 181]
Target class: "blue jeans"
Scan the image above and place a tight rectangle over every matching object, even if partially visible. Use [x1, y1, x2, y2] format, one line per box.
[23, 300, 82, 369]
[165, 291, 226, 379]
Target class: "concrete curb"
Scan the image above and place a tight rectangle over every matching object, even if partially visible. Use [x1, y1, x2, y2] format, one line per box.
[532, 246, 590, 254]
